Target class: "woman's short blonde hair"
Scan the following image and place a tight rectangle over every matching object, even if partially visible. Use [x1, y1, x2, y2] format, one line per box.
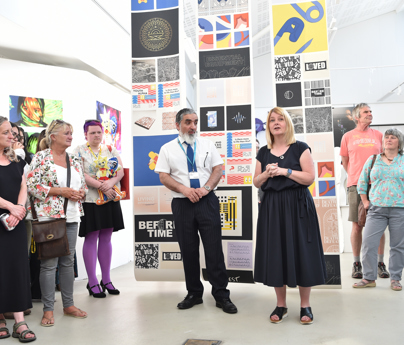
[265, 107, 296, 149]
[45, 120, 73, 148]
[0, 116, 19, 162]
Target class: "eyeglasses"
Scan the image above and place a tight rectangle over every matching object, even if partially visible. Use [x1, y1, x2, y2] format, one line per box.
[48, 119, 66, 131]
[12, 132, 21, 140]
[85, 119, 101, 124]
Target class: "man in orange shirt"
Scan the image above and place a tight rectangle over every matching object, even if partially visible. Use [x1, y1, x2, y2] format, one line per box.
[340, 103, 389, 279]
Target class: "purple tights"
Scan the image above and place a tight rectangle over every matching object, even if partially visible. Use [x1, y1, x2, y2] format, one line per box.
[83, 228, 113, 293]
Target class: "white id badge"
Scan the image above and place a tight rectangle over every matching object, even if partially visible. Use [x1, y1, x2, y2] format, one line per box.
[189, 171, 200, 180]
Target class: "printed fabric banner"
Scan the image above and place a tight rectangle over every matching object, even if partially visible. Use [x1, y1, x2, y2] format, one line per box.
[271, 0, 341, 287]
[132, 2, 185, 281]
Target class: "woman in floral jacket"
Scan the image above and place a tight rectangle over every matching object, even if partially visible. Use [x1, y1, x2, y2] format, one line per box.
[354, 128, 404, 291]
[27, 120, 88, 327]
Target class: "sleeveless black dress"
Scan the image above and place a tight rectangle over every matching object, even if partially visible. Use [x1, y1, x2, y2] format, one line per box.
[0, 159, 32, 313]
[254, 141, 326, 287]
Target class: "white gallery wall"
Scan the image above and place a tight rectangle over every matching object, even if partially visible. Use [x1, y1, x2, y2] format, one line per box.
[0, 58, 133, 280]
[0, 0, 133, 280]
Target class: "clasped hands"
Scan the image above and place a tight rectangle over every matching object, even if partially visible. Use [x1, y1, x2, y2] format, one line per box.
[264, 163, 286, 178]
[61, 187, 86, 202]
[183, 186, 209, 203]
[98, 180, 116, 200]
[7, 203, 26, 227]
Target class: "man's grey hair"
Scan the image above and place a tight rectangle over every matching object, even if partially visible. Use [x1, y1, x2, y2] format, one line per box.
[384, 127, 404, 154]
[351, 103, 370, 125]
[175, 108, 196, 125]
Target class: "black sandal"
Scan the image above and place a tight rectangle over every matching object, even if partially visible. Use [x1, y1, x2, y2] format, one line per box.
[300, 307, 313, 325]
[12, 321, 36, 343]
[0, 318, 10, 339]
[270, 306, 288, 324]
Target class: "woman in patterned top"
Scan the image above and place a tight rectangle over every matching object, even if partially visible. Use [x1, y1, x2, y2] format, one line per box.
[27, 120, 88, 326]
[354, 128, 404, 291]
[72, 120, 124, 298]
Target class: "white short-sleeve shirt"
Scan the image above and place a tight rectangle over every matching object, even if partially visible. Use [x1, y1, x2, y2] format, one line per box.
[155, 136, 223, 198]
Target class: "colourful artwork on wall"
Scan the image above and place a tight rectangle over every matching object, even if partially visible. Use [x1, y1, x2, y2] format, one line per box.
[9, 95, 62, 128]
[96, 101, 122, 153]
[133, 134, 177, 186]
[318, 162, 335, 178]
[131, 0, 154, 11]
[132, 84, 157, 109]
[216, 32, 232, 48]
[234, 30, 249, 47]
[199, 34, 214, 50]
[318, 180, 336, 197]
[272, 0, 328, 55]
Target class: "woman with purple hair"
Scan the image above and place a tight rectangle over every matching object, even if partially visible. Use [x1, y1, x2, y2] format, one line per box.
[73, 120, 125, 298]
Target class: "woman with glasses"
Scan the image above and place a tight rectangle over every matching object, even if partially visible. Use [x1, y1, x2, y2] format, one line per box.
[354, 128, 404, 291]
[27, 120, 88, 326]
[72, 120, 124, 298]
[0, 116, 36, 342]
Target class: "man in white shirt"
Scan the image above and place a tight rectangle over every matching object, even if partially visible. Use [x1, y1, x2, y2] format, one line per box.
[155, 108, 237, 314]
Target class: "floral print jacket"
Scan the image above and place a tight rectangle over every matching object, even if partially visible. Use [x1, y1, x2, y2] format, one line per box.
[27, 149, 88, 219]
[357, 153, 404, 207]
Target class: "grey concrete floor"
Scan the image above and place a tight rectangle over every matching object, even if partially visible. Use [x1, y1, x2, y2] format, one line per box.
[2, 252, 401, 345]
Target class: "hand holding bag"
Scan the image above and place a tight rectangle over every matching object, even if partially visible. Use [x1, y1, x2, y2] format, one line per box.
[357, 155, 377, 228]
[31, 153, 71, 260]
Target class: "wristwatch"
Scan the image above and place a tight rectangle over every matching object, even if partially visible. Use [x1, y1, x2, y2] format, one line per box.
[203, 185, 211, 192]
[286, 168, 292, 178]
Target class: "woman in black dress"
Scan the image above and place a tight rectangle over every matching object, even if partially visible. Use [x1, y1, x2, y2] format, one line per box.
[0, 116, 36, 341]
[253, 107, 326, 325]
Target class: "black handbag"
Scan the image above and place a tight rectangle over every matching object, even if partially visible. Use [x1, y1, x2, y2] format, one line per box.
[357, 155, 377, 228]
[30, 153, 71, 260]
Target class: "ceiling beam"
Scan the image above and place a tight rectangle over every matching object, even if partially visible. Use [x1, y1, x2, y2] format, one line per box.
[396, 0, 404, 12]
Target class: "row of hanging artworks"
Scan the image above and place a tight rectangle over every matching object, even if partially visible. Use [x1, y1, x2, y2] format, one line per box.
[269, 0, 341, 286]
[197, 0, 256, 283]
[131, 0, 340, 286]
[131, 0, 186, 280]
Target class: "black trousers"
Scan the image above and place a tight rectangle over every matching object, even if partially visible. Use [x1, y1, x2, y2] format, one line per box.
[171, 192, 229, 299]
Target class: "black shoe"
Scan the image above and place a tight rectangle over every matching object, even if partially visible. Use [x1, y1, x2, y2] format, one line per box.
[378, 262, 390, 278]
[352, 262, 363, 279]
[86, 283, 106, 298]
[100, 280, 120, 295]
[177, 295, 203, 309]
[215, 298, 238, 314]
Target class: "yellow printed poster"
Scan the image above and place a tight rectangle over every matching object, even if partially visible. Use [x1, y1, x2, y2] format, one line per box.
[272, 0, 328, 55]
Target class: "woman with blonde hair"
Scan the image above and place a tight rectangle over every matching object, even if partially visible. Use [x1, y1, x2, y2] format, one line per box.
[0, 116, 36, 342]
[253, 107, 326, 325]
[27, 120, 88, 326]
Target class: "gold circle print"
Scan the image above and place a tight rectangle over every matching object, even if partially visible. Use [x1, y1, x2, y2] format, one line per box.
[139, 18, 173, 52]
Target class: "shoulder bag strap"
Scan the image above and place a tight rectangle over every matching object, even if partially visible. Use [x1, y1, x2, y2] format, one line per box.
[366, 154, 377, 198]
[30, 153, 72, 220]
[64, 153, 71, 215]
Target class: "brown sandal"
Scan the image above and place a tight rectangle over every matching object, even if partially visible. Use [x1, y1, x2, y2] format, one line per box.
[391, 280, 402, 291]
[353, 279, 376, 288]
[0, 318, 10, 339]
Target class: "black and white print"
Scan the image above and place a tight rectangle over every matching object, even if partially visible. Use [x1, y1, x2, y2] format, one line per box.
[305, 106, 333, 133]
[275, 56, 301, 81]
[199, 48, 250, 80]
[288, 108, 304, 134]
[304, 79, 331, 106]
[135, 244, 159, 269]
[275, 82, 302, 108]
[132, 59, 156, 83]
[158, 56, 180, 82]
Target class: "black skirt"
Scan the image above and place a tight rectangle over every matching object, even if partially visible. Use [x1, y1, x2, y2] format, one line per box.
[254, 187, 326, 288]
[79, 201, 124, 237]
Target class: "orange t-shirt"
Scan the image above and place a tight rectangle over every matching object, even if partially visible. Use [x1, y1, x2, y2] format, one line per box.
[340, 128, 383, 187]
